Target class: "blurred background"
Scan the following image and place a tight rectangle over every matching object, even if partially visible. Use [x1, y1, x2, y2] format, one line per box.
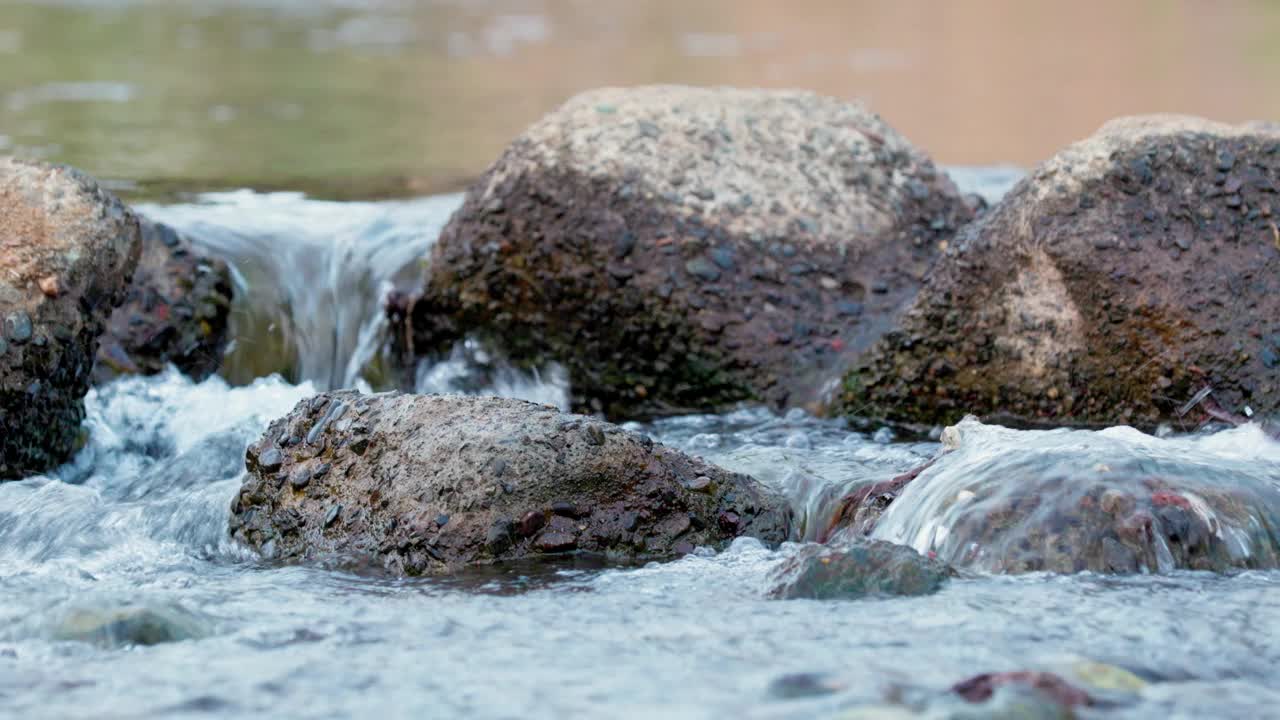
[2, 0, 1279, 201]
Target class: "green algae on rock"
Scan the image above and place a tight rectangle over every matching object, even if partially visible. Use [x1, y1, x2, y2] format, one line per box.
[0, 158, 140, 480]
[229, 391, 793, 574]
[835, 115, 1280, 431]
[389, 85, 973, 419]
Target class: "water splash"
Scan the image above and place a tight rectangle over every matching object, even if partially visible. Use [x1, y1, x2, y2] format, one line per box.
[414, 337, 571, 410]
[867, 418, 1280, 573]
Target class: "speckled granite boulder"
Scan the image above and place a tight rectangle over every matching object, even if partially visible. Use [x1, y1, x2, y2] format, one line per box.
[390, 85, 973, 419]
[229, 391, 793, 574]
[94, 217, 233, 383]
[1, 159, 140, 479]
[837, 115, 1280, 430]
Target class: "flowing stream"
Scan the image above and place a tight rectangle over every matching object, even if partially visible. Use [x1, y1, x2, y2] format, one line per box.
[1, 171, 1279, 719]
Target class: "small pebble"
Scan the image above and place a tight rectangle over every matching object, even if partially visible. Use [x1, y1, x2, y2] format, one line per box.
[38, 276, 60, 297]
[686, 476, 712, 492]
[323, 505, 342, 528]
[685, 257, 721, 282]
[518, 511, 546, 537]
[551, 502, 580, 517]
[535, 532, 577, 553]
[3, 312, 32, 344]
[257, 448, 284, 473]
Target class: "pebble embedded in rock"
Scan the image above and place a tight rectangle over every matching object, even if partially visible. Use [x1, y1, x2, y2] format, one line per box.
[535, 532, 577, 553]
[685, 257, 721, 282]
[487, 518, 515, 552]
[518, 511, 546, 537]
[3, 312, 32, 344]
[323, 505, 341, 528]
[687, 475, 712, 492]
[769, 540, 952, 600]
[38, 276, 60, 298]
[257, 448, 284, 473]
[709, 247, 736, 270]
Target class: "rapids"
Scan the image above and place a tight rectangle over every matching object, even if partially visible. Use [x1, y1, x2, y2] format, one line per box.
[2, 171, 1279, 719]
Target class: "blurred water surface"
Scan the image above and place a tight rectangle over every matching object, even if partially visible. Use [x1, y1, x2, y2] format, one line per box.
[2, 0, 1279, 199]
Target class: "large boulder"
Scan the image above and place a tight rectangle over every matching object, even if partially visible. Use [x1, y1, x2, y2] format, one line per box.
[1, 159, 140, 480]
[828, 418, 1280, 574]
[229, 391, 793, 574]
[390, 85, 973, 419]
[94, 217, 233, 383]
[836, 115, 1280, 430]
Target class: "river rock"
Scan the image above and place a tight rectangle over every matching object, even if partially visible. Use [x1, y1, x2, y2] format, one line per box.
[0, 158, 140, 480]
[94, 217, 233, 383]
[229, 391, 792, 574]
[836, 115, 1280, 430]
[828, 417, 1280, 574]
[50, 603, 211, 648]
[952, 672, 1093, 716]
[389, 85, 973, 418]
[769, 538, 951, 600]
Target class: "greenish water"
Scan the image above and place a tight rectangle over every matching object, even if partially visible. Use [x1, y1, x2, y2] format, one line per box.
[4, 0, 1280, 201]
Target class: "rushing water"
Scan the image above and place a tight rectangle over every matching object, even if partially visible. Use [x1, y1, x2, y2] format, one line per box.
[3, 172, 1280, 719]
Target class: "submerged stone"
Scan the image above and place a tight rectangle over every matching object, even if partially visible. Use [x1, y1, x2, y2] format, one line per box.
[769, 539, 951, 600]
[50, 604, 210, 648]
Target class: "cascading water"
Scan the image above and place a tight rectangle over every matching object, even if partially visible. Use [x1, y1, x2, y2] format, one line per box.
[3, 175, 1280, 718]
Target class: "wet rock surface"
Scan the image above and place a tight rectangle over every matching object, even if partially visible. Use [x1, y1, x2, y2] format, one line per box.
[769, 538, 951, 600]
[94, 218, 233, 383]
[49, 604, 211, 649]
[837, 115, 1280, 430]
[229, 391, 793, 574]
[950, 671, 1092, 719]
[830, 418, 1280, 574]
[391, 85, 972, 419]
[0, 158, 140, 480]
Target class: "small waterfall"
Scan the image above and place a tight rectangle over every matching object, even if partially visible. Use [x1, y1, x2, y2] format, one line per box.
[140, 191, 462, 390]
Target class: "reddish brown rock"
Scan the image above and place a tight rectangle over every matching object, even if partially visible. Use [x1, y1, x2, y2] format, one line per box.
[94, 218, 233, 383]
[952, 671, 1094, 709]
[1, 158, 140, 480]
[837, 115, 1280, 430]
[229, 391, 793, 574]
[390, 85, 973, 419]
